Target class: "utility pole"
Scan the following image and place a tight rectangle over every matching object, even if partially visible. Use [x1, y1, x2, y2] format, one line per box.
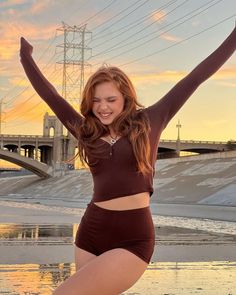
[56, 22, 92, 103]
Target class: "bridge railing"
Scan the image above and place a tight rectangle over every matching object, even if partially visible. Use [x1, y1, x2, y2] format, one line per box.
[0, 134, 55, 138]
[160, 139, 228, 144]
[0, 135, 229, 144]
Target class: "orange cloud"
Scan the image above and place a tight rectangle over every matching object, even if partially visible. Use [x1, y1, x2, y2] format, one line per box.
[211, 67, 236, 80]
[9, 77, 30, 88]
[160, 33, 182, 42]
[216, 81, 236, 88]
[151, 10, 166, 23]
[0, 16, 57, 61]
[0, 38, 19, 60]
[4, 64, 70, 122]
[5, 91, 49, 122]
[130, 70, 185, 86]
[130, 65, 236, 87]
[0, 0, 28, 9]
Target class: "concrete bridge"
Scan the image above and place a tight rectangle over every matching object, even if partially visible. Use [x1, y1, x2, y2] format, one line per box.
[1, 134, 231, 163]
[0, 149, 53, 178]
[0, 113, 77, 178]
[1, 135, 233, 177]
[1, 113, 235, 177]
[158, 139, 234, 158]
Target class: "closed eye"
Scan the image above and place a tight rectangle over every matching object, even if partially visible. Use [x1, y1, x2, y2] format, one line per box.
[92, 98, 116, 102]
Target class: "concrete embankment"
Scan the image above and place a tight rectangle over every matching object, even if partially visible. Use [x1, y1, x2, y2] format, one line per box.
[1, 151, 236, 211]
[154, 150, 236, 206]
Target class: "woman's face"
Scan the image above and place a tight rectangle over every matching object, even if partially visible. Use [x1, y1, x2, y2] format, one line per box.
[92, 81, 125, 125]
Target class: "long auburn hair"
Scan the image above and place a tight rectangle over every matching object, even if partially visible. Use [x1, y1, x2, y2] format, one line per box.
[67, 65, 153, 176]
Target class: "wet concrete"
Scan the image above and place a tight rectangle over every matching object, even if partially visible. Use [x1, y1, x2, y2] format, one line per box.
[0, 261, 235, 294]
[1, 223, 236, 264]
[0, 219, 236, 294]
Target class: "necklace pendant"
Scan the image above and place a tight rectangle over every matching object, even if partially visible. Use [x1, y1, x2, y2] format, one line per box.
[110, 138, 117, 145]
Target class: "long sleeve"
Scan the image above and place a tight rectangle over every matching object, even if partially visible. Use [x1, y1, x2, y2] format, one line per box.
[20, 39, 83, 139]
[145, 26, 236, 133]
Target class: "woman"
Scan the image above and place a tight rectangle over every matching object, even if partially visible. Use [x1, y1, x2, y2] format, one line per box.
[20, 24, 235, 294]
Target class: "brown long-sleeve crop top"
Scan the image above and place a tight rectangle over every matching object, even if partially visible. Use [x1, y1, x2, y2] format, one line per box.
[19, 28, 235, 202]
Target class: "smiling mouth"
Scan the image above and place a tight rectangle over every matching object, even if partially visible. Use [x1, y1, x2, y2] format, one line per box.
[99, 113, 112, 118]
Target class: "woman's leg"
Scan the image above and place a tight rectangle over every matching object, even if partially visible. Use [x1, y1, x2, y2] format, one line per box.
[53, 247, 148, 295]
[74, 245, 97, 271]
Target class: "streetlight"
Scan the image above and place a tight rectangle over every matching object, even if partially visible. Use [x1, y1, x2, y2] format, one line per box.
[176, 119, 182, 141]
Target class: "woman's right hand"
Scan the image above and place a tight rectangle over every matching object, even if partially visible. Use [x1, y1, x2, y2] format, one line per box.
[20, 37, 33, 56]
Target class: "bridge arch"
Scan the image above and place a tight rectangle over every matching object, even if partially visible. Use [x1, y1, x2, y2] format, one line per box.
[0, 149, 53, 178]
[181, 147, 220, 154]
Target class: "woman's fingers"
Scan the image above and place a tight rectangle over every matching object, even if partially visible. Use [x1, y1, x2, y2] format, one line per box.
[20, 36, 33, 55]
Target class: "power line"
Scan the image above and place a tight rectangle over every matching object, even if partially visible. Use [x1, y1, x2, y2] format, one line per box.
[62, 0, 91, 25]
[2, 31, 58, 104]
[3, 0, 147, 108]
[2, 0, 132, 131]
[90, 0, 177, 44]
[5, 108, 48, 128]
[78, 0, 119, 27]
[91, 0, 224, 66]
[5, 22, 92, 123]
[91, 0, 196, 58]
[5, 49, 59, 108]
[6, 22, 92, 113]
[119, 14, 236, 67]
[91, 0, 190, 57]
[90, 0, 149, 33]
[5, 68, 61, 120]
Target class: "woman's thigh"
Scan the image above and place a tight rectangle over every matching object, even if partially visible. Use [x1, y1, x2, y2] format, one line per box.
[53, 247, 148, 295]
[74, 245, 97, 271]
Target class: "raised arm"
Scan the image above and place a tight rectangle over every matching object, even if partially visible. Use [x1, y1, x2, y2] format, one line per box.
[19, 37, 83, 139]
[146, 25, 236, 131]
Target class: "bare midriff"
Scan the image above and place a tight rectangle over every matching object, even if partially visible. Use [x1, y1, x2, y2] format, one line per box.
[94, 191, 150, 210]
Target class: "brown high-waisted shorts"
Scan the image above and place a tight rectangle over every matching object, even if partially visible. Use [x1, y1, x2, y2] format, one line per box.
[74, 201, 155, 264]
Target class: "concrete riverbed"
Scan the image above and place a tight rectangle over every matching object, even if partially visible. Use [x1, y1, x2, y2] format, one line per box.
[1, 152, 236, 294]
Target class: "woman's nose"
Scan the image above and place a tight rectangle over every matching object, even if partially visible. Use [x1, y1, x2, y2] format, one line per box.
[99, 102, 109, 110]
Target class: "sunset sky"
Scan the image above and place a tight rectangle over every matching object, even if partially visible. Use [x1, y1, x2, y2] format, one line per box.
[0, 0, 236, 142]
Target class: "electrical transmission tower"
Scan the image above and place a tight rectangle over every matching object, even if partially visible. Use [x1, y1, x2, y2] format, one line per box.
[56, 22, 92, 103]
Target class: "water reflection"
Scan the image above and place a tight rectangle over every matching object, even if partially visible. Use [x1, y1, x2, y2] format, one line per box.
[0, 223, 236, 294]
[1, 223, 235, 246]
[0, 224, 78, 245]
[0, 261, 235, 294]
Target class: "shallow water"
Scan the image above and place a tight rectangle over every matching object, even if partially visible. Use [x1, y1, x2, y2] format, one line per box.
[0, 223, 236, 294]
[0, 261, 235, 294]
[1, 223, 235, 248]
[1, 199, 236, 235]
